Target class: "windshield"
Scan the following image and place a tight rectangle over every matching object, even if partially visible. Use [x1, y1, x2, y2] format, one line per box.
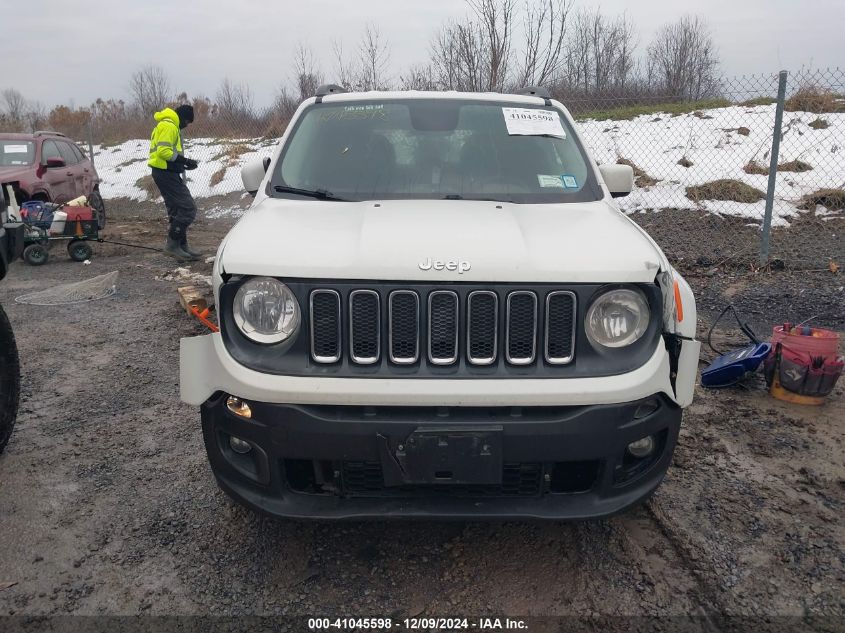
[0, 140, 35, 167]
[272, 99, 601, 203]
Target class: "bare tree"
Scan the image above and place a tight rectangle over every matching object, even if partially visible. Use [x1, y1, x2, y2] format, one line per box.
[129, 65, 172, 114]
[1, 88, 28, 129]
[215, 78, 255, 121]
[558, 9, 637, 98]
[400, 64, 439, 91]
[517, 0, 571, 88]
[24, 101, 47, 132]
[293, 43, 325, 100]
[647, 16, 719, 100]
[356, 24, 391, 90]
[332, 40, 357, 91]
[472, 0, 516, 91]
[430, 0, 516, 92]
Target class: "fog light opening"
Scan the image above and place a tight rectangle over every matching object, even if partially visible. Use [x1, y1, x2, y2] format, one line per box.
[226, 396, 252, 419]
[633, 397, 660, 419]
[627, 435, 656, 459]
[229, 435, 252, 455]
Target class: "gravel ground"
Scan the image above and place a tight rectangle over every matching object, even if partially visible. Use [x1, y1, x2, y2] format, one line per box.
[0, 205, 843, 628]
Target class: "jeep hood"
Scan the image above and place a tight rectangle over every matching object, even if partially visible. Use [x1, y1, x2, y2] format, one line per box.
[219, 199, 666, 283]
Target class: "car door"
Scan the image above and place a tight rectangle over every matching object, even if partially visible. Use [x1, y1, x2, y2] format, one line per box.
[39, 140, 75, 203]
[57, 141, 84, 198]
[70, 143, 95, 195]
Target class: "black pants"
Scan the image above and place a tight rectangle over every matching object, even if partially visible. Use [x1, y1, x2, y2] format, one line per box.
[151, 168, 197, 227]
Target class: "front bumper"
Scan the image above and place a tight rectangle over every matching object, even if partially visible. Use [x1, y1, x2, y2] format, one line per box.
[201, 393, 682, 520]
[181, 333, 700, 408]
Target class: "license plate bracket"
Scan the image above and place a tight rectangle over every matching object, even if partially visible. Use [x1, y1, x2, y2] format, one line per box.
[386, 426, 503, 486]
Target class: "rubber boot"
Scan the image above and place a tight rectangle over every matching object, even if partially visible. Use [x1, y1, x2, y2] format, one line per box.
[164, 223, 193, 261]
[180, 232, 203, 260]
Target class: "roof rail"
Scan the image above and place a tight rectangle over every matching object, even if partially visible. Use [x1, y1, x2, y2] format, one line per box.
[315, 84, 347, 102]
[516, 86, 552, 105]
[33, 130, 67, 137]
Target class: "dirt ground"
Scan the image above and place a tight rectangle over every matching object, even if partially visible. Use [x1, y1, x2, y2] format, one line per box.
[0, 204, 843, 628]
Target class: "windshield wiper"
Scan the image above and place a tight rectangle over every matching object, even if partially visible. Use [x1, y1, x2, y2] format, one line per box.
[442, 194, 515, 203]
[273, 185, 347, 201]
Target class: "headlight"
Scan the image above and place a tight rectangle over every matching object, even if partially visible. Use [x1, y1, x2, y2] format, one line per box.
[585, 288, 650, 348]
[233, 277, 300, 344]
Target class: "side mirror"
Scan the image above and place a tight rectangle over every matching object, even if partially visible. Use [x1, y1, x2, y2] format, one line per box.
[599, 164, 634, 198]
[45, 157, 66, 169]
[241, 158, 270, 197]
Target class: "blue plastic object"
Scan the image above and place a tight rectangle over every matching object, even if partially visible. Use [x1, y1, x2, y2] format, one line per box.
[20, 201, 54, 229]
[701, 342, 772, 388]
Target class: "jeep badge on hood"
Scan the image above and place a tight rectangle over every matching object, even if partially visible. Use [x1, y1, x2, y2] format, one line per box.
[418, 257, 471, 273]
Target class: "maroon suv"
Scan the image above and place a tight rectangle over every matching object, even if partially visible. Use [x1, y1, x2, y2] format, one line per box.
[0, 131, 105, 228]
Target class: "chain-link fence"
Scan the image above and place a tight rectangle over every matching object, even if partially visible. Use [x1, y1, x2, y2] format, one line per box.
[91, 67, 844, 269]
[569, 68, 844, 269]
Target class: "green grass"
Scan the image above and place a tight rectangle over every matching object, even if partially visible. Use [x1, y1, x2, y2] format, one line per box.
[572, 98, 732, 121]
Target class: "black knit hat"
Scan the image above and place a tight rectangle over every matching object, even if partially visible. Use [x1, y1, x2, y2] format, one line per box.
[175, 104, 195, 124]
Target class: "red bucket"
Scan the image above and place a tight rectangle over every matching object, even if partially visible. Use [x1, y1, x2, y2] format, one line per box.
[767, 325, 841, 403]
[770, 325, 839, 359]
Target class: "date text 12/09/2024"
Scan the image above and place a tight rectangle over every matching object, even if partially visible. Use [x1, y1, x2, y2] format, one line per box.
[308, 618, 529, 630]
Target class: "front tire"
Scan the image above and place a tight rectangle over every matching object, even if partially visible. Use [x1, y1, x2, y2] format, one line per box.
[0, 302, 20, 454]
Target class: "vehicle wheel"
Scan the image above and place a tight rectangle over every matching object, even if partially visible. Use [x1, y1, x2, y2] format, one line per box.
[23, 243, 49, 266]
[0, 302, 20, 454]
[67, 240, 93, 262]
[89, 189, 106, 230]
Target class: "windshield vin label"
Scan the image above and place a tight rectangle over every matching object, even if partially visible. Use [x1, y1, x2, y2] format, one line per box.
[502, 107, 566, 138]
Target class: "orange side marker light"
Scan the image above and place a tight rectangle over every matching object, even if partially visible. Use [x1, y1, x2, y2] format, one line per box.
[673, 279, 684, 322]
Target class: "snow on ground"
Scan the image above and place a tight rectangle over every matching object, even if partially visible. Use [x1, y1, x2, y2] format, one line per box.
[93, 104, 844, 224]
[579, 104, 844, 226]
[92, 136, 276, 205]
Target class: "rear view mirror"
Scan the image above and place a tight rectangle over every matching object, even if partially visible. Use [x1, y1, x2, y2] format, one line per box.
[599, 164, 634, 198]
[45, 157, 66, 169]
[241, 158, 270, 196]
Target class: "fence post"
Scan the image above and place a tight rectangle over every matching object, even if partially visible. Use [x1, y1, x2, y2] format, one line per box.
[87, 119, 96, 170]
[759, 70, 788, 265]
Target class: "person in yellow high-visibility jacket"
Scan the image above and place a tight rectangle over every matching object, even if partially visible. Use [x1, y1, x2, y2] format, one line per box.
[148, 104, 201, 261]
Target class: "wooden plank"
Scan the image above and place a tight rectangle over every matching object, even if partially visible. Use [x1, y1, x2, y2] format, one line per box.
[177, 285, 211, 315]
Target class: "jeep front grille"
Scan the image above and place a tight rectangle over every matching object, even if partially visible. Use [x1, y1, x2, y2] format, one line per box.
[349, 290, 380, 364]
[467, 291, 498, 365]
[309, 290, 341, 363]
[388, 291, 419, 364]
[506, 291, 538, 365]
[545, 291, 576, 364]
[428, 291, 459, 364]
[309, 286, 577, 369]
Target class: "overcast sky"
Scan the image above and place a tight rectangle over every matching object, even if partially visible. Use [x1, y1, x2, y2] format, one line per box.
[3, 0, 843, 109]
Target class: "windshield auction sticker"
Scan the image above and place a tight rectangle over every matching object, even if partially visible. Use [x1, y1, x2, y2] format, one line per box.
[537, 174, 565, 188]
[502, 108, 566, 138]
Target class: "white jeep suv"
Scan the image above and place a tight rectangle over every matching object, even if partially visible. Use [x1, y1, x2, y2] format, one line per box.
[180, 86, 700, 519]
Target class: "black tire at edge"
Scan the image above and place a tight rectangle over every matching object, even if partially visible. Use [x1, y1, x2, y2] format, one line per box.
[0, 301, 20, 454]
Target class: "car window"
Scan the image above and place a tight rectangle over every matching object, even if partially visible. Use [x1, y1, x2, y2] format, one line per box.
[57, 141, 78, 165]
[0, 140, 35, 166]
[41, 140, 62, 164]
[71, 143, 86, 162]
[273, 99, 602, 204]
